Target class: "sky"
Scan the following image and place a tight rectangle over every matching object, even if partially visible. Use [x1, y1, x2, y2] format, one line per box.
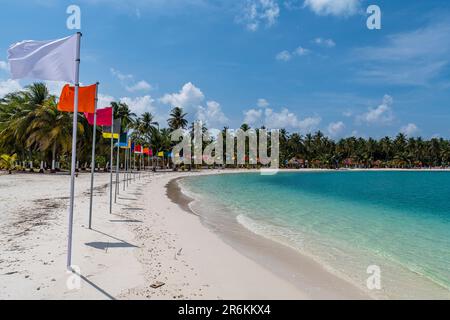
[1, 0, 450, 139]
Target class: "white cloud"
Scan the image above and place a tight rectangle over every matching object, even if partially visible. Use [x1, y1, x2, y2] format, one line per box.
[0, 61, 9, 72]
[160, 82, 205, 111]
[126, 80, 152, 92]
[354, 21, 450, 86]
[276, 50, 292, 62]
[314, 37, 336, 48]
[343, 110, 353, 117]
[401, 123, 419, 137]
[237, 0, 280, 31]
[327, 121, 345, 137]
[243, 106, 320, 132]
[110, 68, 152, 92]
[284, 0, 302, 10]
[244, 108, 263, 125]
[120, 95, 156, 116]
[0, 79, 22, 97]
[196, 100, 228, 127]
[264, 108, 321, 132]
[294, 46, 311, 56]
[357, 95, 394, 126]
[44, 81, 66, 96]
[110, 68, 133, 81]
[98, 93, 115, 109]
[303, 0, 361, 17]
[277, 46, 311, 61]
[257, 98, 269, 108]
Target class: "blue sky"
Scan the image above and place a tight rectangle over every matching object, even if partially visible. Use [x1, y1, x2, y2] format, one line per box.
[1, 0, 450, 139]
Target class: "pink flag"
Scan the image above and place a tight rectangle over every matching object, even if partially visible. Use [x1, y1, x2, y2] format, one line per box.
[84, 107, 113, 126]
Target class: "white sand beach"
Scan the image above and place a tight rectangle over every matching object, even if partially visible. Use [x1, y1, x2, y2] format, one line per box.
[0, 169, 369, 300]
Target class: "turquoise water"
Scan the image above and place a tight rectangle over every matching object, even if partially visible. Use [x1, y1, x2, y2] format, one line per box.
[182, 171, 450, 299]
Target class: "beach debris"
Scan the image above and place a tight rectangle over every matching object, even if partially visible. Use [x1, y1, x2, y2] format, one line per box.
[174, 248, 183, 260]
[150, 281, 165, 289]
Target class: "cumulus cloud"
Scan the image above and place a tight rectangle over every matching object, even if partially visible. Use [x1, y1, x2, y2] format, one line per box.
[257, 98, 269, 108]
[160, 82, 229, 127]
[44, 81, 66, 96]
[110, 68, 152, 92]
[0, 79, 22, 97]
[357, 95, 395, 126]
[0, 61, 9, 72]
[401, 123, 419, 137]
[294, 46, 311, 56]
[160, 82, 204, 111]
[303, 0, 361, 17]
[196, 100, 228, 127]
[314, 37, 336, 48]
[244, 108, 263, 125]
[120, 95, 157, 116]
[327, 121, 345, 137]
[276, 50, 292, 62]
[244, 107, 321, 132]
[126, 80, 152, 92]
[237, 0, 280, 31]
[276, 46, 310, 61]
[98, 93, 115, 109]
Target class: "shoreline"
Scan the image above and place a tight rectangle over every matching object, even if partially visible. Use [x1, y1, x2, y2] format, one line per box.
[166, 171, 371, 300]
[1, 169, 448, 299]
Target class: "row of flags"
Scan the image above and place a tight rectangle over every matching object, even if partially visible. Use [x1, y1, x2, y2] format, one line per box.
[7, 33, 171, 270]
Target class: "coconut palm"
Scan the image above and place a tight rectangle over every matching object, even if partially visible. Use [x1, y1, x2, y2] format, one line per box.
[137, 112, 159, 142]
[112, 101, 136, 130]
[0, 153, 17, 174]
[168, 107, 188, 131]
[25, 97, 74, 168]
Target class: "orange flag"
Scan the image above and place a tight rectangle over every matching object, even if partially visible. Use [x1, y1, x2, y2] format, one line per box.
[57, 84, 96, 113]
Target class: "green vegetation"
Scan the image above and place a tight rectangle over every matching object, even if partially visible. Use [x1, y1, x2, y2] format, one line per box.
[1, 82, 450, 172]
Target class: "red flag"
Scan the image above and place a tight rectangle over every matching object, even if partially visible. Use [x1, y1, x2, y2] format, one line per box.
[84, 107, 112, 126]
[134, 145, 142, 153]
[57, 84, 96, 113]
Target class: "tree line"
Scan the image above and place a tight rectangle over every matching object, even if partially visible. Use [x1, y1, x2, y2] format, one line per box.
[1, 82, 450, 172]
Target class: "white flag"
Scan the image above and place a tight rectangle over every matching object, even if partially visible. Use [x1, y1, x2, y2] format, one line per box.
[7, 34, 77, 83]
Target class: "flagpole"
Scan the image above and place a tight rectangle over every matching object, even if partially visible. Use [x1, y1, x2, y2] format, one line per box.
[109, 106, 114, 214]
[67, 32, 82, 270]
[129, 144, 132, 183]
[88, 82, 99, 229]
[124, 147, 127, 191]
[115, 144, 120, 203]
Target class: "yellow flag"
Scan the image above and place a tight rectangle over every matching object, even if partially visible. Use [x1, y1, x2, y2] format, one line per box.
[158, 151, 164, 157]
[102, 132, 119, 139]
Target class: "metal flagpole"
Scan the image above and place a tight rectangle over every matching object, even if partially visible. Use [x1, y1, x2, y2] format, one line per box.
[123, 147, 127, 191]
[88, 82, 99, 229]
[109, 105, 114, 214]
[127, 145, 130, 187]
[133, 150, 136, 181]
[67, 32, 82, 269]
[115, 143, 120, 203]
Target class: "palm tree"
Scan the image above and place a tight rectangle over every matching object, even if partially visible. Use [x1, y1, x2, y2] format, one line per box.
[133, 112, 159, 145]
[25, 97, 74, 169]
[0, 153, 17, 174]
[168, 107, 188, 131]
[112, 101, 136, 131]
